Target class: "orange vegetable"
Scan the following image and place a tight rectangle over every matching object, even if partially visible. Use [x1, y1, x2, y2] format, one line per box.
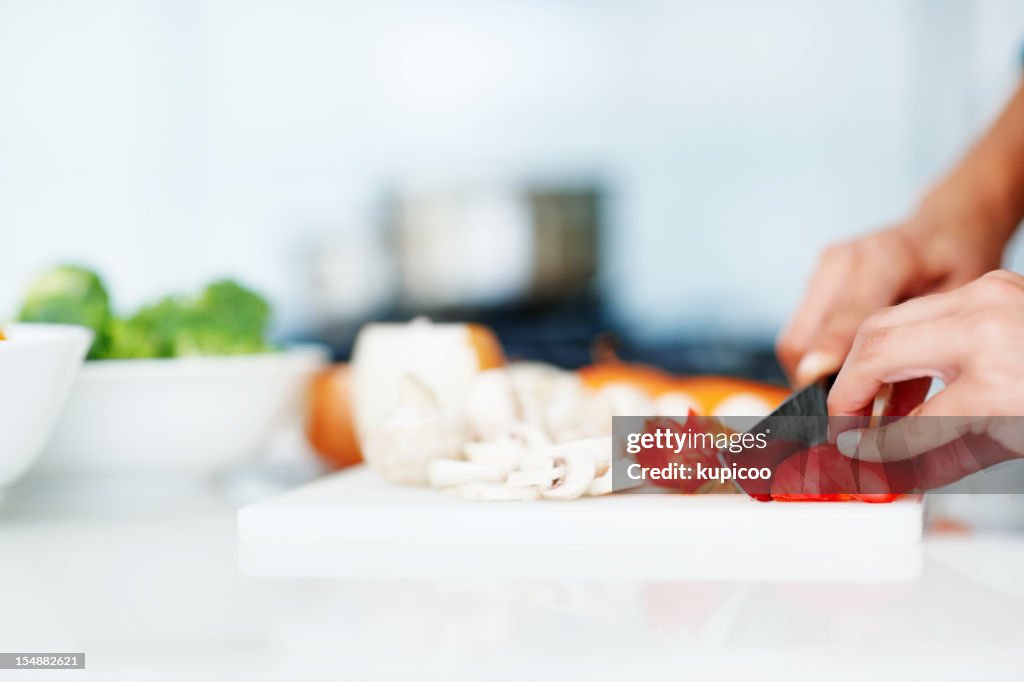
[579, 359, 788, 416]
[307, 364, 363, 470]
[350, 320, 507, 441]
[311, 323, 505, 472]
[466, 323, 506, 371]
[579, 360, 678, 396]
[0, 329, 5, 341]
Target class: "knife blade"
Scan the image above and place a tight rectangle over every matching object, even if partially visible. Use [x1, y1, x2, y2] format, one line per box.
[715, 374, 837, 494]
[613, 375, 837, 494]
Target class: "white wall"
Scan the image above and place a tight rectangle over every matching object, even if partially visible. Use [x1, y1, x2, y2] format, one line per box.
[1, 0, 1022, 339]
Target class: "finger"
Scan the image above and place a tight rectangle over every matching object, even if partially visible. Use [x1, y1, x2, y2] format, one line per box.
[834, 289, 963, 417]
[795, 286, 912, 387]
[793, 238, 924, 386]
[836, 387, 981, 462]
[777, 253, 855, 382]
[827, 316, 966, 416]
[858, 290, 963, 330]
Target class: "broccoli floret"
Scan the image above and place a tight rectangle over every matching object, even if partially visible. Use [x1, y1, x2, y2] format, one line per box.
[125, 279, 273, 357]
[18, 269, 274, 360]
[128, 296, 192, 358]
[18, 265, 112, 358]
[171, 280, 273, 356]
[195, 279, 271, 342]
[102, 316, 164, 359]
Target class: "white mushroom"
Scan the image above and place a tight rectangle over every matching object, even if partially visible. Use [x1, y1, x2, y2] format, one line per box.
[654, 390, 701, 417]
[362, 374, 469, 485]
[536, 436, 611, 500]
[504, 363, 559, 426]
[577, 383, 656, 437]
[504, 422, 552, 450]
[541, 374, 591, 442]
[462, 363, 596, 443]
[598, 383, 657, 417]
[462, 422, 552, 474]
[540, 453, 597, 500]
[503, 363, 588, 437]
[712, 393, 773, 418]
[463, 440, 521, 474]
[506, 461, 566, 488]
[544, 436, 613, 467]
[462, 369, 519, 441]
[587, 465, 614, 496]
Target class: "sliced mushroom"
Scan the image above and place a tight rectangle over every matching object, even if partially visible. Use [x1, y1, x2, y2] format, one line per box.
[506, 461, 566, 488]
[533, 436, 612, 500]
[504, 422, 551, 451]
[540, 453, 597, 500]
[462, 422, 552, 474]
[463, 440, 522, 474]
[587, 464, 614, 496]
[544, 436, 613, 467]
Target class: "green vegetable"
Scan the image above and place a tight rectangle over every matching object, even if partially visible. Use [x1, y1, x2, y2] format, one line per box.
[16, 266, 275, 360]
[129, 296, 193, 358]
[18, 265, 112, 358]
[103, 316, 164, 359]
[172, 279, 273, 356]
[130, 280, 273, 357]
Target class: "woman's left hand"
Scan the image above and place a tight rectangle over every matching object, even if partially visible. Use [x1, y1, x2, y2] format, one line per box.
[829, 270, 1024, 482]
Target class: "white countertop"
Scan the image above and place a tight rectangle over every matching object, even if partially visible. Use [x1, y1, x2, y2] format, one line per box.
[2, 470, 1024, 682]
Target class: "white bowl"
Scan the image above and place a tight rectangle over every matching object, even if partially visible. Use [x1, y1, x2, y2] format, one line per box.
[35, 345, 329, 475]
[0, 323, 93, 492]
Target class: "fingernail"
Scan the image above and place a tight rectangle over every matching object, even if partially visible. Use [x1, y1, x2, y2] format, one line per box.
[837, 429, 862, 457]
[795, 351, 840, 386]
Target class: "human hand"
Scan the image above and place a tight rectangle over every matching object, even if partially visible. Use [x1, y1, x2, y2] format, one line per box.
[777, 205, 1006, 389]
[827, 270, 1024, 489]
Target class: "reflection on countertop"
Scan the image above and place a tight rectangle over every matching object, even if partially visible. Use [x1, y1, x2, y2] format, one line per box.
[1, 473, 1023, 681]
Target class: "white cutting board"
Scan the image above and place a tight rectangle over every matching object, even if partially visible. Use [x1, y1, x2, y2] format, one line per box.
[237, 467, 925, 581]
[238, 465, 924, 546]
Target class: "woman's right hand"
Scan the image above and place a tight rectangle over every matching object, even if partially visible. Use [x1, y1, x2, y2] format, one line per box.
[776, 201, 1007, 390]
[779, 80, 1024, 390]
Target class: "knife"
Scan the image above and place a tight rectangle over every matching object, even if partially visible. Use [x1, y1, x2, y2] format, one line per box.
[715, 374, 837, 495]
[612, 375, 836, 494]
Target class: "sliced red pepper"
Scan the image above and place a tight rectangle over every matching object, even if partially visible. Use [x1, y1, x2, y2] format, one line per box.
[633, 411, 733, 493]
[768, 443, 908, 503]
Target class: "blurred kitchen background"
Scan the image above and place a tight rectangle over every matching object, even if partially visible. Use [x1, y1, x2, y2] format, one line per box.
[3, 0, 1024, 379]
